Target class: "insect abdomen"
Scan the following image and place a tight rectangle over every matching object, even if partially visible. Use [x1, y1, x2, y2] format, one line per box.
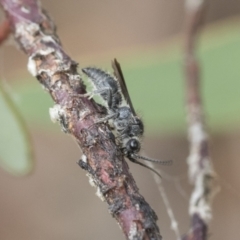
[82, 67, 122, 110]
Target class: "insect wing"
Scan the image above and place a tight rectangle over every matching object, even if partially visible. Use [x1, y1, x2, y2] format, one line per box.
[111, 59, 137, 116]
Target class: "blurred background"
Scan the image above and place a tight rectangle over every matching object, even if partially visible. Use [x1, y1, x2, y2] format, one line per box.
[0, 0, 240, 239]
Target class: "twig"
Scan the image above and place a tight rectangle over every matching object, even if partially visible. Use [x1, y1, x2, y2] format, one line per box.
[0, 0, 162, 239]
[145, 161, 181, 240]
[0, 19, 10, 44]
[183, 0, 216, 240]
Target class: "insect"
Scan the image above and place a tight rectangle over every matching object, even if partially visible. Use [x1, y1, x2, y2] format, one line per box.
[81, 59, 171, 178]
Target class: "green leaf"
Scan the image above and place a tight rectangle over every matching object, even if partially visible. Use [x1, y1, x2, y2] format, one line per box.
[0, 81, 34, 176]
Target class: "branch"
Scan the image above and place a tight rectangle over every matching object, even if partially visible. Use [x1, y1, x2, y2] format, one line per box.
[0, 0, 162, 239]
[183, 0, 216, 240]
[0, 18, 10, 44]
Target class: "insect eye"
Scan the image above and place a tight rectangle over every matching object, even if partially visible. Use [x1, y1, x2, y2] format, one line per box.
[129, 139, 140, 152]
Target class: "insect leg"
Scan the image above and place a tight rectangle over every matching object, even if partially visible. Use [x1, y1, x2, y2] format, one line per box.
[94, 112, 118, 124]
[72, 87, 112, 100]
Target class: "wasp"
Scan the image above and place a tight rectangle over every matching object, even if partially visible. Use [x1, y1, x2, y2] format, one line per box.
[81, 59, 171, 178]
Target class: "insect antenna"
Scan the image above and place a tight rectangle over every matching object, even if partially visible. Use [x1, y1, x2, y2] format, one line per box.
[134, 154, 173, 165]
[130, 158, 162, 178]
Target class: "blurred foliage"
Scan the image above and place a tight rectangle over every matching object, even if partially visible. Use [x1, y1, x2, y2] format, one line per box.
[0, 81, 34, 176]
[11, 20, 240, 135]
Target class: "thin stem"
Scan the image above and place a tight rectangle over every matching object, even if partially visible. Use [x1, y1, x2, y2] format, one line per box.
[182, 0, 216, 240]
[0, 19, 10, 44]
[145, 161, 181, 240]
